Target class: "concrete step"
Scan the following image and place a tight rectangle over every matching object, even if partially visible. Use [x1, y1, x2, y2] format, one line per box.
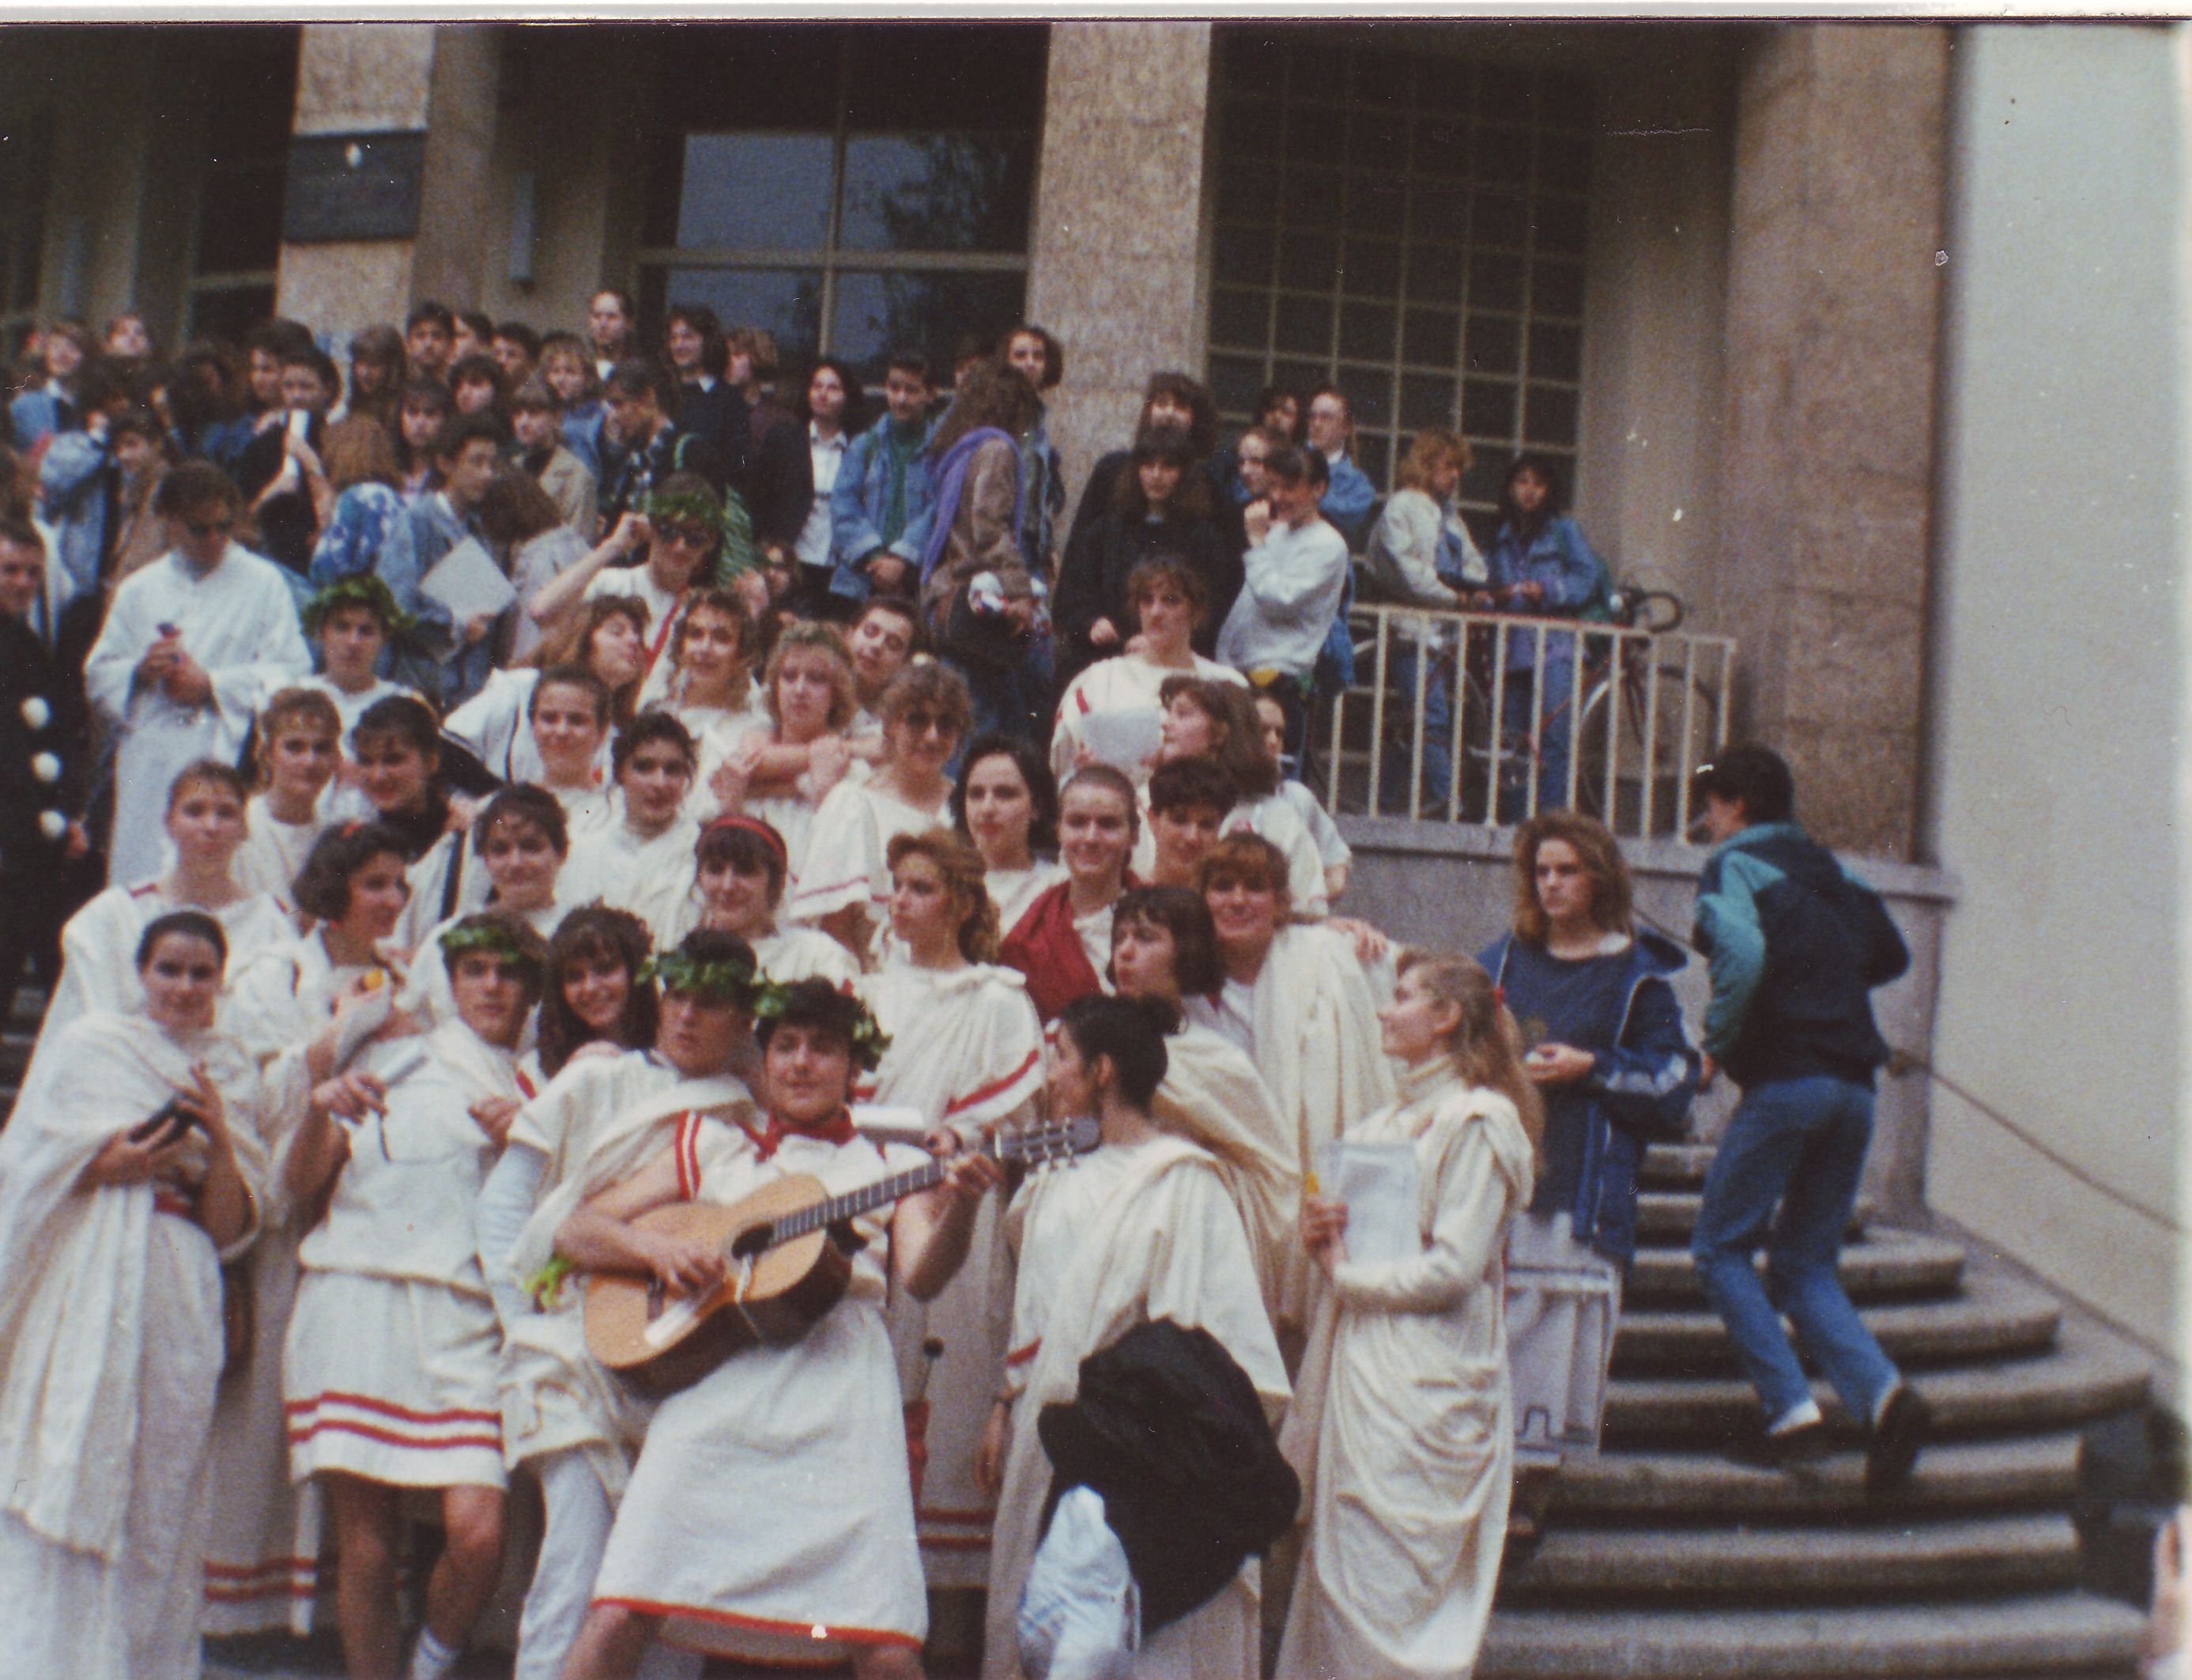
[1613, 1273, 2060, 1377]
[1627, 1226, 1967, 1308]
[1603, 1319, 2149, 1448]
[1552, 1432, 2084, 1522]
[1502, 1511, 2082, 1602]
[1479, 1591, 2146, 1678]
[1635, 1189, 1873, 1245]
[1640, 1140, 1716, 1189]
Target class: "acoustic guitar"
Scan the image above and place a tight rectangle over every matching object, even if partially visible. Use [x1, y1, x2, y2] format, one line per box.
[584, 1116, 1101, 1395]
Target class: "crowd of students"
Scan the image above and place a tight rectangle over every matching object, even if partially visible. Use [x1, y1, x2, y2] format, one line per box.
[0, 296, 1926, 1680]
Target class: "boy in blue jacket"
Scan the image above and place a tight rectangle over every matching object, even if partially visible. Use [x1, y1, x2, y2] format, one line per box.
[1688, 744, 1925, 1489]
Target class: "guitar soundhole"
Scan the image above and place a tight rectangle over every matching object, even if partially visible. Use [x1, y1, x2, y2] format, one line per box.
[730, 1222, 775, 1261]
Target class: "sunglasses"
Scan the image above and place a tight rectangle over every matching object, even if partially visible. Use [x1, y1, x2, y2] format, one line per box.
[658, 524, 715, 551]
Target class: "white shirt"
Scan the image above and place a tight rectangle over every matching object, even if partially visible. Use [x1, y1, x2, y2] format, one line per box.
[795, 424, 848, 571]
[1213, 516, 1350, 681]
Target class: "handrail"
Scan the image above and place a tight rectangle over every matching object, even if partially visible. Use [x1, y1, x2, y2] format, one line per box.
[1313, 600, 1737, 840]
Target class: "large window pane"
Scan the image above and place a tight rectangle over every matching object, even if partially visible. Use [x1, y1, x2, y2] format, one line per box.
[673, 134, 834, 251]
[837, 133, 1035, 254]
[829, 270, 1025, 384]
[647, 268, 824, 370]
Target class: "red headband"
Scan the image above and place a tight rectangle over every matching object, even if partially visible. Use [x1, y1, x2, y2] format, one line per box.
[702, 813, 789, 873]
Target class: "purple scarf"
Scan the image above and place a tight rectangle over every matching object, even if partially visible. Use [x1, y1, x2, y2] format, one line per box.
[919, 427, 1022, 590]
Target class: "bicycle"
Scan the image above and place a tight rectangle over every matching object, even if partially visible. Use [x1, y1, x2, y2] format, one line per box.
[1324, 582, 1726, 838]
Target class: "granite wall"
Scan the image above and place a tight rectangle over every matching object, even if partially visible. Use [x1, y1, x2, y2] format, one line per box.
[1024, 21, 1215, 541]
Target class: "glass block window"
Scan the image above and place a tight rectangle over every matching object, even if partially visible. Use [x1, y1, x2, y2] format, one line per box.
[1206, 28, 1595, 523]
[638, 24, 1046, 385]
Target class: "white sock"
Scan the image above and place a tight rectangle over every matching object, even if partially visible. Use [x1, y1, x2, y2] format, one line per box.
[409, 1627, 459, 1680]
[1768, 1398, 1823, 1435]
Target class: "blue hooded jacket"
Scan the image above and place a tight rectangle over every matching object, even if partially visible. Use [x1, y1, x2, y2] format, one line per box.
[1481, 927, 1700, 1267]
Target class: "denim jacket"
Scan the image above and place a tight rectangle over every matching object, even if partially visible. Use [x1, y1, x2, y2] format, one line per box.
[827, 414, 937, 602]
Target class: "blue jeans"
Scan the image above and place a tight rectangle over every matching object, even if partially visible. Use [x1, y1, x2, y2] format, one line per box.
[1384, 643, 1454, 814]
[1496, 656, 1575, 821]
[1690, 1073, 1900, 1428]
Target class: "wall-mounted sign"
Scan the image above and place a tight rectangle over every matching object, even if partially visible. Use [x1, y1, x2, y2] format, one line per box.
[283, 131, 427, 244]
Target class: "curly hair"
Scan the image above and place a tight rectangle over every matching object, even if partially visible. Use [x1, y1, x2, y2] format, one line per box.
[292, 821, 413, 924]
[887, 828, 1000, 965]
[762, 621, 858, 734]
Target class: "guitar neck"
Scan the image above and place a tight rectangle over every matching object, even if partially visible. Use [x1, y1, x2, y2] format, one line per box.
[771, 1158, 949, 1241]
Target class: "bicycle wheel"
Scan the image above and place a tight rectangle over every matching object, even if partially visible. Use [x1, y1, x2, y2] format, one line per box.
[1576, 663, 1722, 838]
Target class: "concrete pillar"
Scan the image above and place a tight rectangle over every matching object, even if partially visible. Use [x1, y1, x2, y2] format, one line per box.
[1711, 25, 1951, 859]
[275, 23, 501, 334]
[1024, 22, 1215, 529]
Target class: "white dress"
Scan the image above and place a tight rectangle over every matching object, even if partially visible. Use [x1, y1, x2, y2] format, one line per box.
[495, 1051, 758, 1495]
[0, 1012, 268, 1680]
[857, 960, 1047, 1584]
[1275, 1066, 1534, 1680]
[560, 803, 703, 927]
[589, 1115, 931, 1666]
[212, 931, 387, 1634]
[785, 777, 953, 948]
[986, 1136, 1288, 1680]
[285, 1021, 524, 1490]
[232, 792, 324, 917]
[987, 859, 1066, 941]
[83, 545, 312, 885]
[38, 878, 294, 1050]
[1186, 923, 1396, 1332]
[1050, 652, 1244, 787]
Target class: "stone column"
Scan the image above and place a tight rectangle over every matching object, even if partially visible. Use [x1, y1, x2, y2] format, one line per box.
[275, 23, 501, 334]
[1025, 22, 1216, 530]
[1711, 25, 1951, 859]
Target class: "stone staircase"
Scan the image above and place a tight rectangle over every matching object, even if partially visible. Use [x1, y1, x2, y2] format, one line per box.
[1478, 1142, 2153, 1679]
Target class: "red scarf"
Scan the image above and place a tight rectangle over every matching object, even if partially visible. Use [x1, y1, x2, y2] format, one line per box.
[741, 1107, 858, 1161]
[998, 877, 1134, 1024]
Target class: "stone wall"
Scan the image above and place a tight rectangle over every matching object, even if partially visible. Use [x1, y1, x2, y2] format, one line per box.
[1338, 817, 1952, 1221]
[1711, 25, 1952, 861]
[1025, 21, 1214, 539]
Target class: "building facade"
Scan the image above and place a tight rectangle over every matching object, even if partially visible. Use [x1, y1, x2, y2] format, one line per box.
[2, 18, 2181, 1389]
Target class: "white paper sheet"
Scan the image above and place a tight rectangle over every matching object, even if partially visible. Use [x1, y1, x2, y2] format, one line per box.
[421, 536, 518, 624]
[1317, 1138, 1421, 1267]
[1076, 707, 1163, 777]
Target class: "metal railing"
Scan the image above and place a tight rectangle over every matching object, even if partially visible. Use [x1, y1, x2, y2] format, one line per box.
[1308, 602, 1736, 841]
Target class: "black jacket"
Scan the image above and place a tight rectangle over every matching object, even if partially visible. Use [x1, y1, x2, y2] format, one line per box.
[1692, 821, 1911, 1089]
[1036, 1319, 1298, 1634]
[0, 610, 91, 878]
[1053, 509, 1237, 681]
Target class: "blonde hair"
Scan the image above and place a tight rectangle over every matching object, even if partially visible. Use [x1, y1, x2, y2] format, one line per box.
[887, 829, 1000, 964]
[1395, 949, 1545, 1161]
[763, 620, 858, 734]
[1396, 427, 1470, 493]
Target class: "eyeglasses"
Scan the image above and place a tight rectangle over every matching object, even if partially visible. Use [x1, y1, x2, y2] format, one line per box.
[658, 525, 715, 551]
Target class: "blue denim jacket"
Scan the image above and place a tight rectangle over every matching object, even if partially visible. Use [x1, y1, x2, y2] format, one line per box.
[1319, 453, 1378, 550]
[1485, 515, 1605, 672]
[827, 414, 937, 602]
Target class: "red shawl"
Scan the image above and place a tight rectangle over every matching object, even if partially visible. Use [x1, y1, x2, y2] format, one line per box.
[999, 877, 1134, 1023]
